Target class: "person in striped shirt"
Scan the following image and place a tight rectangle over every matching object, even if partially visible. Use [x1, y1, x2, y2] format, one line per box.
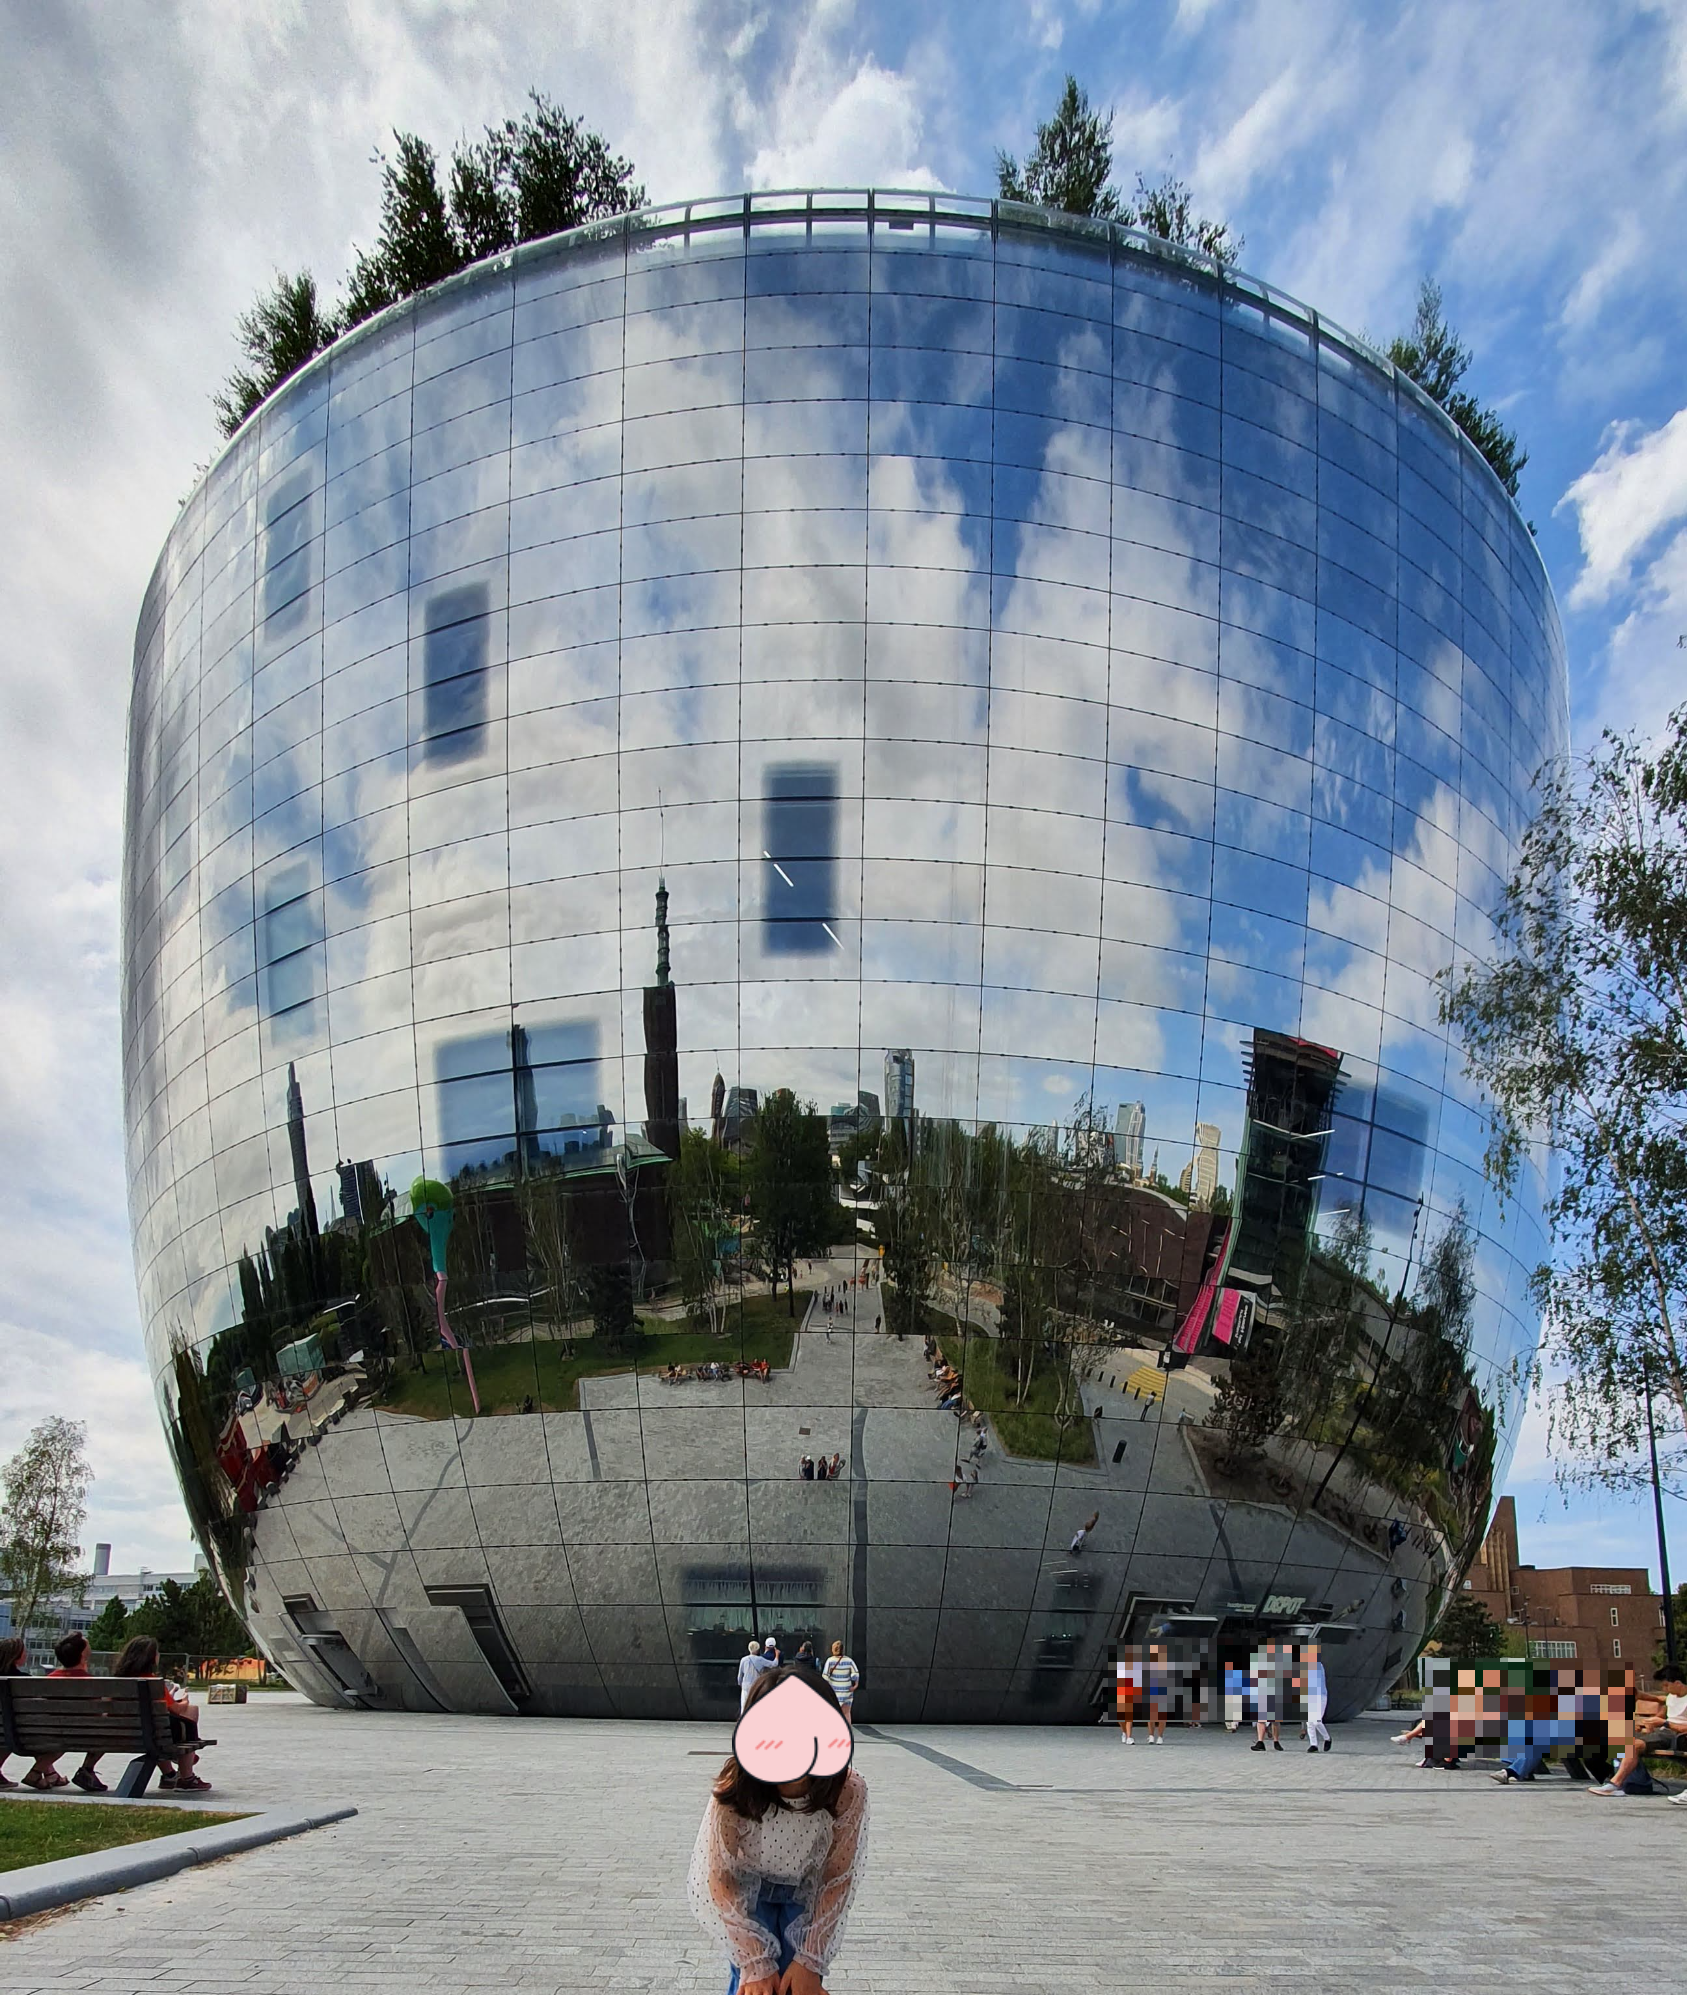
[822, 1643, 859, 1713]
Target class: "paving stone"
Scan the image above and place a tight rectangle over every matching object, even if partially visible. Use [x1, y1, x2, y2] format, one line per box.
[0, 1695, 1673, 1991]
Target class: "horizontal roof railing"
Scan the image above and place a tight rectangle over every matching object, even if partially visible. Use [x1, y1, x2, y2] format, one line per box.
[205, 187, 1535, 549]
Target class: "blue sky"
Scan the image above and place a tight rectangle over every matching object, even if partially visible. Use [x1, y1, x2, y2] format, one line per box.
[1, 0, 1684, 1582]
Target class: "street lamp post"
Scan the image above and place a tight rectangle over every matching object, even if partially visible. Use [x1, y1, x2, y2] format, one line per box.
[1643, 1360, 1677, 1669]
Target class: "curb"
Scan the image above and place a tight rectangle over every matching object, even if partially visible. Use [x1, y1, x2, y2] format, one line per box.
[0, 1803, 358, 1920]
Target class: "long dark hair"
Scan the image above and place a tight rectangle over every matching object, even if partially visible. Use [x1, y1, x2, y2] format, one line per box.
[0, 1636, 25, 1673]
[115, 1635, 161, 1678]
[713, 1662, 853, 1821]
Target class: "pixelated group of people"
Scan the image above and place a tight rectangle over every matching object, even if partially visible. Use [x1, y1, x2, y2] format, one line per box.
[1112, 1637, 1331, 1752]
[1393, 1658, 1687, 1795]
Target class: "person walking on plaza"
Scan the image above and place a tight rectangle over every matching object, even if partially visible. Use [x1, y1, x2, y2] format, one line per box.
[823, 1641, 859, 1716]
[1145, 1642, 1171, 1743]
[1251, 1643, 1283, 1751]
[739, 1640, 775, 1713]
[1302, 1642, 1331, 1753]
[690, 1663, 870, 1995]
[1069, 1510, 1100, 1555]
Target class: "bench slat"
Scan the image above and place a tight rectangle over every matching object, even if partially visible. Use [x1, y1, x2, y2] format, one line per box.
[0, 1677, 177, 1756]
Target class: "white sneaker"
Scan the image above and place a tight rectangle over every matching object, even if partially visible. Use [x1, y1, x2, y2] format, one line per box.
[1120, 1733, 1133, 1744]
[1667, 1789, 1687, 1805]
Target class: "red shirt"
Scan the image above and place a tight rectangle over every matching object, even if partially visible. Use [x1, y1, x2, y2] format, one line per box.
[48, 1662, 90, 1676]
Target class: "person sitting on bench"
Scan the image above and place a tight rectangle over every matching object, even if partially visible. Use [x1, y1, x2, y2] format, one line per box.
[1589, 1665, 1687, 1796]
[114, 1636, 211, 1793]
[47, 1631, 109, 1791]
[0, 1637, 70, 1791]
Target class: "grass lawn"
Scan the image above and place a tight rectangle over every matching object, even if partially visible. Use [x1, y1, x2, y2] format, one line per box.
[376, 1290, 799, 1419]
[929, 1313, 1096, 1465]
[0, 1800, 245, 1872]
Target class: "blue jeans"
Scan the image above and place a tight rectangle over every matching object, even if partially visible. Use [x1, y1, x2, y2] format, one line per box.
[1502, 1716, 1574, 1779]
[726, 1879, 805, 1994]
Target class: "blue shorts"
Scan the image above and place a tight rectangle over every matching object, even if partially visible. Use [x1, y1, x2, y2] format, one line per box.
[727, 1880, 805, 1994]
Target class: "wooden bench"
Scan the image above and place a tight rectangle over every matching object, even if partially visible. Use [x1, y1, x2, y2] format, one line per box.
[0, 1677, 216, 1798]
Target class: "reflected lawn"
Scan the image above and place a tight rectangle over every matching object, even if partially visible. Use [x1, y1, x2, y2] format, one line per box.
[375, 1292, 798, 1419]
[929, 1315, 1096, 1465]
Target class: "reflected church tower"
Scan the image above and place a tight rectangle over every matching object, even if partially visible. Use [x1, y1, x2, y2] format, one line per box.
[642, 875, 681, 1160]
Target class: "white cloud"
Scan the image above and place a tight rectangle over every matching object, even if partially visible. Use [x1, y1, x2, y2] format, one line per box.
[1559, 211, 1647, 333]
[1558, 407, 1687, 607]
[745, 56, 940, 191]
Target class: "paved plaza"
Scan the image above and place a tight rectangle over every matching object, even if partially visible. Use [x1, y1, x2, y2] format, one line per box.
[1, 1692, 1672, 1992]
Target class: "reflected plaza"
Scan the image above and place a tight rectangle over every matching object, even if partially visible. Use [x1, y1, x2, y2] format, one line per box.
[121, 191, 1567, 1723]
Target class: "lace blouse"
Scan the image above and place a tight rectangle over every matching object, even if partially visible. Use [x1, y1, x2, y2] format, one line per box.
[687, 1771, 870, 1982]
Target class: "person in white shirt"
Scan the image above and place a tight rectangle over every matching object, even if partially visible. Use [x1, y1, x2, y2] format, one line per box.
[1302, 1643, 1331, 1752]
[821, 1642, 859, 1714]
[690, 1664, 870, 1995]
[738, 1641, 775, 1714]
[1590, 1664, 1687, 1796]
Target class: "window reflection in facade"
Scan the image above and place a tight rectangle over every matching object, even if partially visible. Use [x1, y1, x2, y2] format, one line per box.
[121, 193, 1567, 1724]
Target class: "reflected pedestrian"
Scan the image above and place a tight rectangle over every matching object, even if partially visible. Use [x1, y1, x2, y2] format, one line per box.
[828, 1452, 843, 1478]
[800, 1455, 814, 1481]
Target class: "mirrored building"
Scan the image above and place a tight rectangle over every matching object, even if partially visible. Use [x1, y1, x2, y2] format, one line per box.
[122, 191, 1567, 1722]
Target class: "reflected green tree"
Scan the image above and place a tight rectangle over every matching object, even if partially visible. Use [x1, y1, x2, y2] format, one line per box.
[746, 1090, 834, 1315]
[669, 1128, 740, 1334]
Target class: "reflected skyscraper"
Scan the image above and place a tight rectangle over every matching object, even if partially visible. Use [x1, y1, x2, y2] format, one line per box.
[883, 1050, 915, 1142]
[122, 190, 1565, 1725]
[1116, 1102, 1146, 1182]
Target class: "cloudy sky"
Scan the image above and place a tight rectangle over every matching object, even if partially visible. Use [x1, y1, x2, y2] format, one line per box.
[3, 0, 1684, 1581]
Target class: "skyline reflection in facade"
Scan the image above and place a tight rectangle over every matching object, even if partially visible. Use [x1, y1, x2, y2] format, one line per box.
[121, 191, 1567, 1722]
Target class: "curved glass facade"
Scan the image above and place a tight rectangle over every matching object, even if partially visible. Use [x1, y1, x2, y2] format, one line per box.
[122, 192, 1567, 1722]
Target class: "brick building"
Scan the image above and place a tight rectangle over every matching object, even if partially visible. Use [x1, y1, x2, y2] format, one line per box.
[1464, 1496, 1668, 1670]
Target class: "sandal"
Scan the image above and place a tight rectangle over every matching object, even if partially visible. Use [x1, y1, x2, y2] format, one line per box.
[23, 1769, 66, 1791]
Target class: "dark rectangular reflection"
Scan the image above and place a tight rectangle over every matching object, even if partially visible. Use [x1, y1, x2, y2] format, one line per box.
[262, 472, 315, 636]
[763, 761, 838, 954]
[421, 582, 491, 762]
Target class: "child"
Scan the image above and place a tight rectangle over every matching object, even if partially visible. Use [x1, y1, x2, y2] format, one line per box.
[690, 1663, 870, 1995]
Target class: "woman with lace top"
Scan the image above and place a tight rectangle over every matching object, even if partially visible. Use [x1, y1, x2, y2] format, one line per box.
[689, 1662, 870, 1995]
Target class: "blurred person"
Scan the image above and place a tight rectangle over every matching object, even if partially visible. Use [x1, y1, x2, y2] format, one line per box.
[1303, 1642, 1331, 1753]
[689, 1663, 869, 1995]
[1589, 1664, 1687, 1796]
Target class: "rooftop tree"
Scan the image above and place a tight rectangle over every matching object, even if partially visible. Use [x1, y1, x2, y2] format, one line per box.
[1388, 278, 1527, 497]
[998, 73, 1241, 263]
[216, 92, 643, 437]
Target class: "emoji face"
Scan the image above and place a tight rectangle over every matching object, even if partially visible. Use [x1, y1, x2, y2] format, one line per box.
[732, 1674, 854, 1783]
